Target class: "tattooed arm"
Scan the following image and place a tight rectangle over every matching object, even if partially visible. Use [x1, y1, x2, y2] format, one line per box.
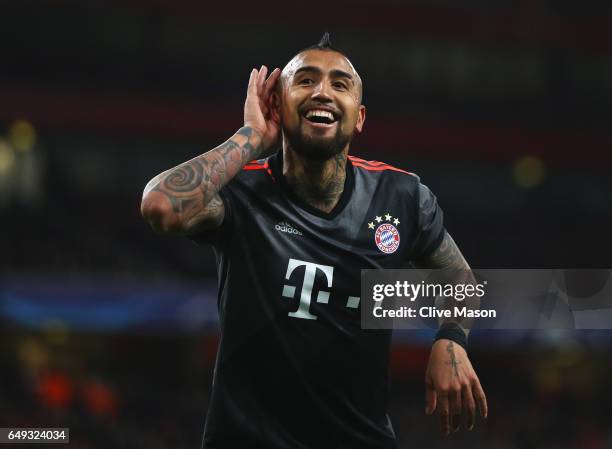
[421, 231, 468, 270]
[141, 65, 281, 235]
[416, 231, 477, 337]
[141, 127, 263, 234]
[418, 233, 488, 434]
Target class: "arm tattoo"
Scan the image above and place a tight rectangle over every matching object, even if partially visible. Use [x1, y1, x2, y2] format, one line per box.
[445, 341, 461, 377]
[417, 232, 478, 336]
[425, 232, 469, 271]
[144, 126, 262, 232]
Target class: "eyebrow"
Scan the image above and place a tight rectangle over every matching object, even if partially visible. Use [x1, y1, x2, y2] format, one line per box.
[294, 66, 355, 83]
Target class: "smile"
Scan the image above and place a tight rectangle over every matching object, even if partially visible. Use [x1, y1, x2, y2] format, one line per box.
[302, 109, 339, 127]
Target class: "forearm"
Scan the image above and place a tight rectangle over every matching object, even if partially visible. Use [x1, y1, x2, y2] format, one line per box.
[141, 126, 262, 233]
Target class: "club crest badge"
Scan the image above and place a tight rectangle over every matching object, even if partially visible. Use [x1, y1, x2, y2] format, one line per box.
[367, 213, 401, 254]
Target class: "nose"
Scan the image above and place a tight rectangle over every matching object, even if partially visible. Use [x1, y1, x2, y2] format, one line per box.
[311, 79, 333, 102]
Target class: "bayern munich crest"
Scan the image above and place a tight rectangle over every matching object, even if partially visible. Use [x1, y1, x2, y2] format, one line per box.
[368, 213, 401, 254]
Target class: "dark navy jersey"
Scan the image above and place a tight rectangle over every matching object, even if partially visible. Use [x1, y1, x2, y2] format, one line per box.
[192, 150, 445, 449]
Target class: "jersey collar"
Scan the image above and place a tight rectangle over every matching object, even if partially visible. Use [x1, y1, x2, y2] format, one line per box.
[269, 150, 355, 220]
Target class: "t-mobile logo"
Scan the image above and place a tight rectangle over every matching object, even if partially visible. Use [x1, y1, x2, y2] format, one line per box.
[281, 258, 362, 319]
[282, 258, 334, 320]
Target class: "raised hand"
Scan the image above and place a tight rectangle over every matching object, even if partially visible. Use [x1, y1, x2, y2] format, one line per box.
[244, 65, 282, 155]
[425, 339, 488, 435]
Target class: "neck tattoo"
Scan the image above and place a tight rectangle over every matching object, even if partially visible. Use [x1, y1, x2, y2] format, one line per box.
[285, 153, 347, 213]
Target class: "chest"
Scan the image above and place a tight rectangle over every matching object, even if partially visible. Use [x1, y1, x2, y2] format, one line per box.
[227, 191, 418, 319]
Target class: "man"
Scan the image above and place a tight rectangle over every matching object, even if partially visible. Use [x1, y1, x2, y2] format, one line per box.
[141, 33, 487, 449]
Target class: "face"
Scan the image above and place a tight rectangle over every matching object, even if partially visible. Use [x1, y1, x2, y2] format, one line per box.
[276, 49, 366, 161]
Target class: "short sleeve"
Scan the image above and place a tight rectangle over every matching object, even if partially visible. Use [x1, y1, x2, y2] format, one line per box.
[411, 182, 446, 260]
[187, 187, 234, 248]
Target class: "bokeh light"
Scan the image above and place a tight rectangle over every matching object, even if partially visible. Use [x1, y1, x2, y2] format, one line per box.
[0, 139, 16, 174]
[43, 319, 70, 346]
[514, 155, 546, 189]
[9, 119, 37, 152]
[17, 337, 49, 374]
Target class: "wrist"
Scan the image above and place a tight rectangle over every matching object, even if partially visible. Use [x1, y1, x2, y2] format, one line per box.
[434, 323, 468, 351]
[238, 126, 265, 158]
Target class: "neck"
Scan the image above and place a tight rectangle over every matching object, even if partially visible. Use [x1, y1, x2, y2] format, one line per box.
[282, 145, 348, 214]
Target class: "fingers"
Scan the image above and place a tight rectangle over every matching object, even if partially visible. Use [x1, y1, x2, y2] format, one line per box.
[437, 394, 450, 436]
[262, 68, 281, 99]
[450, 388, 462, 433]
[247, 66, 280, 120]
[463, 384, 476, 431]
[247, 65, 269, 96]
[257, 65, 267, 94]
[473, 377, 488, 419]
[436, 379, 486, 435]
[247, 68, 258, 96]
[248, 66, 280, 95]
[262, 68, 281, 121]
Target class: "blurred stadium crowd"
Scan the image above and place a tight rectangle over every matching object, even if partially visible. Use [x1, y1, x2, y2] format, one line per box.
[1, 0, 611, 447]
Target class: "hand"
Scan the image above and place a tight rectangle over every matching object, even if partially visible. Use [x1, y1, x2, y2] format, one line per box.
[244, 65, 282, 156]
[425, 339, 488, 435]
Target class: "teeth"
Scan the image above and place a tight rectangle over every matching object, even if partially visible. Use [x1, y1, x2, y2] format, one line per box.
[305, 110, 334, 120]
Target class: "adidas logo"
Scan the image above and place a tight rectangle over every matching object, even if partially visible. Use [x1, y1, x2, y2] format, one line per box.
[275, 221, 303, 236]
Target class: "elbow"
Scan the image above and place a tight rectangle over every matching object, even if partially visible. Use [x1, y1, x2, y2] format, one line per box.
[141, 192, 182, 234]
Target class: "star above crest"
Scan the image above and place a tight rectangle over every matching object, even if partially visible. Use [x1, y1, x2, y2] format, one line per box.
[367, 213, 400, 229]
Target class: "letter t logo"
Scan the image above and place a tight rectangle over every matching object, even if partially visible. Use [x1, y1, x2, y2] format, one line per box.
[282, 258, 334, 320]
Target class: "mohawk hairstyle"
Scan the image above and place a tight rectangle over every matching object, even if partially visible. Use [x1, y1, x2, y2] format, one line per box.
[315, 32, 333, 49]
[300, 32, 348, 57]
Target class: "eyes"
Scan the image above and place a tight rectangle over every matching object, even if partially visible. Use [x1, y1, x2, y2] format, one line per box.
[297, 77, 349, 90]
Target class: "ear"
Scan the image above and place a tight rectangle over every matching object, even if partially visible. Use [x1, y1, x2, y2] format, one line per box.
[354, 105, 366, 134]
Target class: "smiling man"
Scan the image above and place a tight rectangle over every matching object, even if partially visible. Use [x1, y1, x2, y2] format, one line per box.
[141, 33, 487, 449]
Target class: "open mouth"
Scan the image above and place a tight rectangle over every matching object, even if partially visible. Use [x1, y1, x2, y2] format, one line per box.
[303, 109, 339, 126]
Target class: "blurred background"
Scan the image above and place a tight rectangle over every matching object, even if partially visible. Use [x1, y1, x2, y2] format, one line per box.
[1, 0, 611, 448]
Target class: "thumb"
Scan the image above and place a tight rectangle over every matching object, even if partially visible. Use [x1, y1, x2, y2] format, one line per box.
[425, 378, 437, 415]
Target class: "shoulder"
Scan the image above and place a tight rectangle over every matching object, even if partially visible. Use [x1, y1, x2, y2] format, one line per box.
[349, 155, 421, 194]
[242, 158, 274, 175]
[233, 158, 276, 185]
[348, 155, 414, 176]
